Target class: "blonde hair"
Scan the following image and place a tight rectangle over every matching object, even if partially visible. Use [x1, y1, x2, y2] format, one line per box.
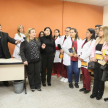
[26, 28, 38, 42]
[17, 25, 24, 37]
[98, 26, 108, 45]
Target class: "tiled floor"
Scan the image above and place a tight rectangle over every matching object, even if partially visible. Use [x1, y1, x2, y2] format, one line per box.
[0, 75, 108, 108]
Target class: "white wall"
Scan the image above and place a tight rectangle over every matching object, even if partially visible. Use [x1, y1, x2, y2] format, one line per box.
[103, 5, 108, 26]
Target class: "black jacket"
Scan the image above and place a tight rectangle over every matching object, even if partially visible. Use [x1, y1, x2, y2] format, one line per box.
[40, 36, 56, 54]
[20, 38, 41, 63]
[0, 32, 16, 58]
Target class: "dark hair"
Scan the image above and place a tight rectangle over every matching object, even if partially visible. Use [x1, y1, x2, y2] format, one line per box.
[0, 24, 1, 26]
[71, 28, 79, 40]
[39, 31, 44, 38]
[44, 27, 54, 41]
[87, 28, 95, 40]
[66, 27, 71, 30]
[95, 25, 102, 28]
[54, 29, 60, 38]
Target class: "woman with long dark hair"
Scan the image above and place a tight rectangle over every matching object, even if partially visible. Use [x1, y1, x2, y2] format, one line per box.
[52, 29, 62, 78]
[39, 31, 44, 38]
[40, 27, 56, 86]
[62, 28, 82, 88]
[79, 28, 96, 93]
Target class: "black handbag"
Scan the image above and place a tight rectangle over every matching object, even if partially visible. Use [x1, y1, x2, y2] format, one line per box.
[101, 70, 108, 81]
[88, 61, 95, 70]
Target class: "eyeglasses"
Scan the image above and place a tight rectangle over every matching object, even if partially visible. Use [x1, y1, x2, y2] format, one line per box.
[65, 30, 69, 32]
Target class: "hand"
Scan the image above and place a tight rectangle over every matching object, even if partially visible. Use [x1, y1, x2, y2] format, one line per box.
[78, 57, 84, 62]
[103, 55, 107, 62]
[73, 54, 77, 58]
[92, 57, 97, 62]
[68, 53, 73, 57]
[60, 49, 64, 54]
[24, 61, 28, 65]
[41, 43, 46, 49]
[15, 40, 21, 44]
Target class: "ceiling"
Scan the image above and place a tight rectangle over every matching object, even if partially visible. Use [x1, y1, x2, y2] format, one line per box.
[62, 0, 108, 6]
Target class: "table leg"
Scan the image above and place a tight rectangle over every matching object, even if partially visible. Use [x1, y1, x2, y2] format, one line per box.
[24, 66, 27, 94]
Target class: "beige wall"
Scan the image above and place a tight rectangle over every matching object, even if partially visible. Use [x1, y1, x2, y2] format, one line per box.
[103, 5, 108, 26]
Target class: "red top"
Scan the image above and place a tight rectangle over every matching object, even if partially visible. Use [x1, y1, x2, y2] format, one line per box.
[55, 38, 59, 50]
[71, 40, 78, 61]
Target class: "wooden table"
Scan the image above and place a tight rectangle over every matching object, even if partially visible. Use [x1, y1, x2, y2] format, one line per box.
[0, 58, 27, 94]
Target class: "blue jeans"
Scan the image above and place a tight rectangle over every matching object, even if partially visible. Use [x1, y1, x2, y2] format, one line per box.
[67, 61, 80, 83]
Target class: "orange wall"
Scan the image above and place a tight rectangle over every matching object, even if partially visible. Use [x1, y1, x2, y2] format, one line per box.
[0, 0, 103, 56]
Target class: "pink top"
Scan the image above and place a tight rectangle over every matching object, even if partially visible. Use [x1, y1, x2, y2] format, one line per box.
[91, 39, 108, 58]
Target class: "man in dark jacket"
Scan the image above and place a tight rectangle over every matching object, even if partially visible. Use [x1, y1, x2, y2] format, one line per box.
[0, 24, 20, 86]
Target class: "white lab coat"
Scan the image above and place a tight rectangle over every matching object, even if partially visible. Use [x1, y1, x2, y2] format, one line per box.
[62, 36, 82, 68]
[58, 35, 65, 48]
[13, 33, 25, 58]
[80, 39, 96, 69]
[54, 37, 62, 63]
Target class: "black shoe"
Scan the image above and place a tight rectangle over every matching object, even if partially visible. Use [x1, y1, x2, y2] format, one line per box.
[31, 89, 35, 92]
[96, 96, 102, 100]
[90, 94, 96, 98]
[74, 83, 79, 88]
[79, 88, 86, 92]
[37, 88, 42, 91]
[42, 83, 46, 87]
[48, 83, 51, 86]
[69, 83, 73, 88]
[84, 90, 90, 93]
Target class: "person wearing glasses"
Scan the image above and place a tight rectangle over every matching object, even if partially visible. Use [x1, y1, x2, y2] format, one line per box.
[58, 27, 71, 82]
[95, 25, 102, 39]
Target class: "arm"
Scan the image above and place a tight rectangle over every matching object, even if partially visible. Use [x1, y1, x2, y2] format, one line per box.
[62, 47, 70, 55]
[53, 40, 56, 54]
[7, 33, 16, 44]
[14, 34, 20, 47]
[20, 42, 27, 62]
[80, 40, 96, 60]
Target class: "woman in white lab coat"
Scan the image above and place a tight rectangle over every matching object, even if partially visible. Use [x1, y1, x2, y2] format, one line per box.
[78, 28, 96, 93]
[62, 28, 82, 88]
[13, 25, 25, 58]
[52, 29, 62, 78]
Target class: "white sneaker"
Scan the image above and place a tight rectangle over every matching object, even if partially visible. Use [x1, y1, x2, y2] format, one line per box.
[63, 78, 68, 82]
[60, 77, 65, 82]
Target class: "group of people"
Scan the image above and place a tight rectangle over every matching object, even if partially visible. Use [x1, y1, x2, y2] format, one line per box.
[0, 24, 108, 101]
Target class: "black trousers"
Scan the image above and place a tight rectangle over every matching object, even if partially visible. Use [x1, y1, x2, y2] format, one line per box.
[41, 53, 54, 84]
[26, 61, 41, 89]
[92, 62, 105, 97]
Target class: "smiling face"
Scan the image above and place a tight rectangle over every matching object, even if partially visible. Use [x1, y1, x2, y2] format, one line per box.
[29, 29, 36, 39]
[70, 29, 76, 38]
